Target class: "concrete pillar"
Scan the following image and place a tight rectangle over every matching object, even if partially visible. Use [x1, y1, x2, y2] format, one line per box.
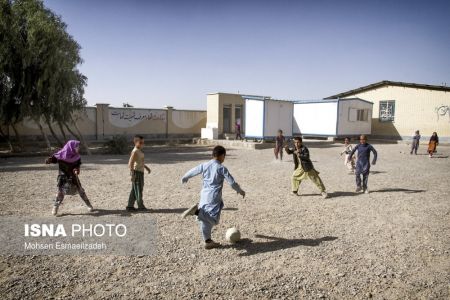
[165, 106, 173, 139]
[231, 104, 236, 133]
[95, 103, 109, 140]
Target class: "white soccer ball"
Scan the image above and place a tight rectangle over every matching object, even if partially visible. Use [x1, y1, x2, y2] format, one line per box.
[225, 227, 241, 243]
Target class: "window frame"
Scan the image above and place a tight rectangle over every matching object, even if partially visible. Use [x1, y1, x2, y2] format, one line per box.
[379, 100, 396, 122]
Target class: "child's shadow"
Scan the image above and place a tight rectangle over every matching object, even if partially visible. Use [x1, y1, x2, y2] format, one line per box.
[59, 209, 143, 217]
[223, 234, 338, 256]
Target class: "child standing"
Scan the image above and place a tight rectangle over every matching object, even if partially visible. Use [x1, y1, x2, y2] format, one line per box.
[181, 146, 246, 249]
[427, 132, 439, 158]
[340, 137, 355, 173]
[235, 120, 242, 140]
[285, 137, 328, 198]
[348, 135, 377, 194]
[274, 129, 285, 160]
[126, 135, 151, 211]
[410, 130, 421, 155]
[45, 140, 93, 216]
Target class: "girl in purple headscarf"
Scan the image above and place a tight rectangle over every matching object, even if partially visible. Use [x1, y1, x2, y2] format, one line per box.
[45, 140, 93, 216]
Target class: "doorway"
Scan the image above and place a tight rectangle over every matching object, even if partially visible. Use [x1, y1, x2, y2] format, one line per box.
[223, 105, 232, 133]
[235, 105, 242, 130]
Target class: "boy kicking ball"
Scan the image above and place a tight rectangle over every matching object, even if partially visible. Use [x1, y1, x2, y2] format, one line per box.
[181, 146, 246, 249]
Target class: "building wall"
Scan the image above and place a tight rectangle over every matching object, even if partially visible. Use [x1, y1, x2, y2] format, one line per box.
[4, 104, 206, 141]
[9, 108, 98, 139]
[337, 99, 372, 136]
[169, 109, 207, 136]
[293, 102, 338, 136]
[206, 93, 244, 136]
[206, 94, 220, 128]
[343, 86, 450, 141]
[264, 100, 294, 137]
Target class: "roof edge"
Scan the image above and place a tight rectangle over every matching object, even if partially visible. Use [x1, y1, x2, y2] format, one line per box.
[324, 80, 450, 99]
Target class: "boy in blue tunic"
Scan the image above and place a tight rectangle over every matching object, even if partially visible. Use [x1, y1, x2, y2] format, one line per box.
[181, 146, 246, 249]
[349, 135, 378, 194]
[410, 130, 421, 155]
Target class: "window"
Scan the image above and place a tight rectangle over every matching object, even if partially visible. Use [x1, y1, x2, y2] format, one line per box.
[357, 109, 369, 121]
[349, 108, 370, 122]
[379, 100, 395, 122]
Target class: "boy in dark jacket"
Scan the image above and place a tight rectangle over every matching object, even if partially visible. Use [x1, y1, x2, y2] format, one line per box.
[285, 137, 328, 198]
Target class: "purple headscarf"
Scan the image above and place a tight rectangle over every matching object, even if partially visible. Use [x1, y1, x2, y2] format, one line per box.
[54, 140, 81, 163]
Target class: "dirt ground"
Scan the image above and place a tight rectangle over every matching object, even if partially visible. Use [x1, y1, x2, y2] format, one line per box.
[0, 142, 449, 299]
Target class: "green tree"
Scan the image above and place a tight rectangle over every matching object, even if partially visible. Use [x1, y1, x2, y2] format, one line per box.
[0, 0, 89, 152]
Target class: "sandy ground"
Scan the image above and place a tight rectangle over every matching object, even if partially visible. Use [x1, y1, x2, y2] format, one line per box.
[0, 143, 449, 299]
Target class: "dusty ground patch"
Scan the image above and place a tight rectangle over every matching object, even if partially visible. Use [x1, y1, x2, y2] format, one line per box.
[0, 143, 449, 299]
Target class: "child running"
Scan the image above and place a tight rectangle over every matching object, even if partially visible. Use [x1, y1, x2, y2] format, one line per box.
[348, 135, 377, 194]
[181, 146, 246, 249]
[427, 132, 439, 158]
[410, 130, 421, 155]
[285, 137, 328, 198]
[274, 129, 285, 160]
[340, 137, 355, 173]
[126, 135, 151, 211]
[45, 140, 93, 216]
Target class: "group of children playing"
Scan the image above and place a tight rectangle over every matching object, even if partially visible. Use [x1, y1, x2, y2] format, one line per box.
[46, 128, 441, 248]
[410, 130, 440, 157]
[46, 132, 383, 249]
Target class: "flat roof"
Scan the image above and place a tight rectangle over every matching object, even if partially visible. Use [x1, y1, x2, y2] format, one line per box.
[325, 80, 450, 99]
[294, 97, 373, 105]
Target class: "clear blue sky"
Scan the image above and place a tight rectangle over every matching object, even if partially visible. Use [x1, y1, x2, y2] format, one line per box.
[44, 0, 450, 109]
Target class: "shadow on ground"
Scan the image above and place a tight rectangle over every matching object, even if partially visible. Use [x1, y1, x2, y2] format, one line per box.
[224, 234, 338, 256]
[372, 188, 426, 193]
[59, 207, 239, 217]
[298, 191, 358, 197]
[370, 171, 386, 174]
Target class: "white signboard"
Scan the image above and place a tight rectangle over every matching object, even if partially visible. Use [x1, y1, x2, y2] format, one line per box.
[244, 99, 264, 138]
[293, 102, 337, 136]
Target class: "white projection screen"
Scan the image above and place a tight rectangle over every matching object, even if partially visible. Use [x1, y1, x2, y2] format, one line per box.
[244, 99, 264, 138]
[264, 100, 293, 137]
[293, 102, 337, 136]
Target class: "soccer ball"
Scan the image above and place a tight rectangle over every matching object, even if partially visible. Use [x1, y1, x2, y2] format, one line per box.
[225, 227, 241, 243]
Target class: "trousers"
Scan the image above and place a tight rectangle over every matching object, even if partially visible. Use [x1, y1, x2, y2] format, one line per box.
[197, 208, 220, 241]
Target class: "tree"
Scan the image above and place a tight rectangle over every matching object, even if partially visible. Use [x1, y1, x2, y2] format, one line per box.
[0, 0, 88, 152]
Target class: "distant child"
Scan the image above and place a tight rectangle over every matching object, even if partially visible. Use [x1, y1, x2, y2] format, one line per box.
[285, 137, 328, 198]
[410, 130, 421, 155]
[126, 135, 151, 211]
[274, 129, 285, 160]
[181, 145, 246, 249]
[235, 120, 242, 140]
[45, 140, 93, 216]
[348, 135, 377, 194]
[340, 137, 355, 173]
[427, 132, 439, 158]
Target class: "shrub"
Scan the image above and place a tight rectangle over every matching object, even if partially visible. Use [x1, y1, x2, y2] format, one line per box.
[105, 135, 129, 154]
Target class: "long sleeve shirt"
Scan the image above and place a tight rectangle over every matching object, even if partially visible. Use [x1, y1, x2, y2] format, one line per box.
[285, 145, 314, 171]
[181, 159, 243, 218]
[341, 144, 353, 155]
[46, 156, 82, 187]
[275, 135, 285, 149]
[349, 143, 377, 173]
[412, 134, 421, 146]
